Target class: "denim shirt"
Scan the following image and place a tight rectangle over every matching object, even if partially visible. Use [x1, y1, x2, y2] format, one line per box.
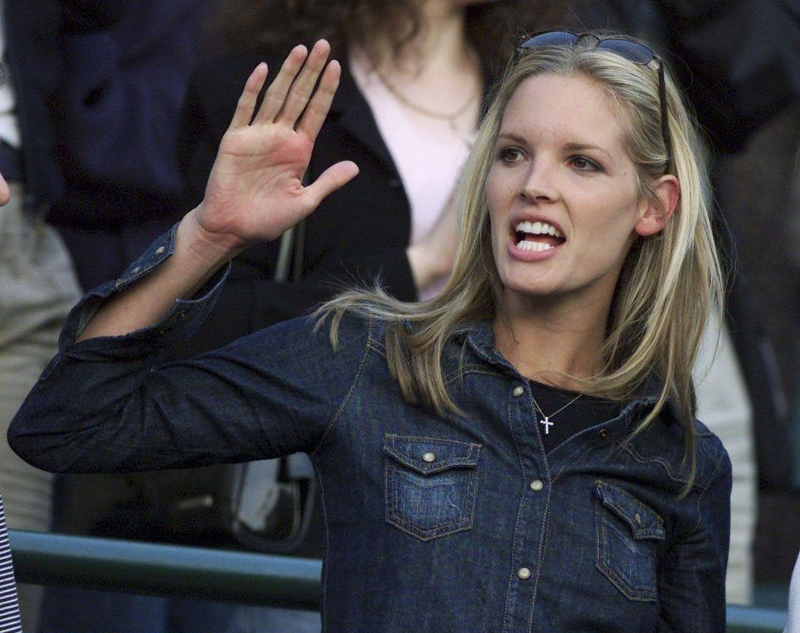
[9, 227, 732, 633]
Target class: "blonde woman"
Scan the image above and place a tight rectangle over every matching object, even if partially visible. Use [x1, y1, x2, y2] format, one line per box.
[11, 33, 731, 631]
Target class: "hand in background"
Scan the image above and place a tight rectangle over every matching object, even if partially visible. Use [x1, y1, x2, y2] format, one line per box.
[190, 40, 359, 260]
[407, 189, 459, 295]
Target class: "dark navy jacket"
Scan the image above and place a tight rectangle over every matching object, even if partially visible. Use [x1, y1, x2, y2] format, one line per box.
[5, 0, 207, 222]
[9, 228, 732, 632]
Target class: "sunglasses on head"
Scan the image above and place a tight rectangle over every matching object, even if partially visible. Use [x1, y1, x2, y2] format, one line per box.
[515, 31, 671, 170]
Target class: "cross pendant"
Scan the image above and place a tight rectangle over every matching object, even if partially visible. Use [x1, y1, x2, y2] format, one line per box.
[540, 417, 553, 435]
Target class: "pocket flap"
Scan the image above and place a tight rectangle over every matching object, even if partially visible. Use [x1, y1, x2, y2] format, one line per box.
[383, 434, 481, 475]
[594, 481, 665, 541]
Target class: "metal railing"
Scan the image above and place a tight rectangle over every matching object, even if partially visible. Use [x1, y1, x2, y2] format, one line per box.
[8, 530, 788, 631]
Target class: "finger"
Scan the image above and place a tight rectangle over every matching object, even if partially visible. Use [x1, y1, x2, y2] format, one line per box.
[254, 44, 308, 124]
[302, 161, 359, 212]
[296, 59, 340, 142]
[229, 62, 269, 129]
[276, 39, 331, 126]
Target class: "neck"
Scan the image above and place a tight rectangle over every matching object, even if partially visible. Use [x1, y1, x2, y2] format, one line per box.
[374, 1, 472, 76]
[492, 292, 612, 390]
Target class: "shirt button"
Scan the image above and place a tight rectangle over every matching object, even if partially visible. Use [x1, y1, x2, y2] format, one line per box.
[598, 429, 609, 440]
[422, 452, 436, 463]
[512, 385, 524, 397]
[530, 479, 544, 492]
[517, 567, 531, 580]
[155, 246, 166, 255]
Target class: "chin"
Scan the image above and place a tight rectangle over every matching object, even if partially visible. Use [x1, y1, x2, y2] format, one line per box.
[500, 278, 562, 302]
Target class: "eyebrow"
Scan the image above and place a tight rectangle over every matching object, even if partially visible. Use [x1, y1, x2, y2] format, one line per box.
[497, 133, 613, 159]
[497, 132, 528, 145]
[563, 142, 611, 158]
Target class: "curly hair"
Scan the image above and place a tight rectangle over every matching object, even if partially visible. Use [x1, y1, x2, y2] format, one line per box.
[209, 0, 580, 74]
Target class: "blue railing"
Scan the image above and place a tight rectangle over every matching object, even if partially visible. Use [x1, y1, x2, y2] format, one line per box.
[8, 530, 789, 631]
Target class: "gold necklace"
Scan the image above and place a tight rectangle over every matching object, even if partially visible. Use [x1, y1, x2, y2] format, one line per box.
[530, 391, 583, 435]
[376, 71, 479, 133]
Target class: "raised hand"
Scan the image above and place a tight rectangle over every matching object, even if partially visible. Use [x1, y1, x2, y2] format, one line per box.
[190, 40, 359, 256]
[76, 41, 359, 341]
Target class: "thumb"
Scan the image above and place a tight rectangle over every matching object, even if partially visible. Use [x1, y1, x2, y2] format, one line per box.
[302, 161, 359, 213]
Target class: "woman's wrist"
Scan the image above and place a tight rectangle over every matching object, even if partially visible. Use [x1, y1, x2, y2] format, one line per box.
[177, 207, 248, 274]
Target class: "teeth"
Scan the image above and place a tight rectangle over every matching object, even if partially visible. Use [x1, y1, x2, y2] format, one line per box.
[515, 221, 563, 238]
[518, 241, 553, 252]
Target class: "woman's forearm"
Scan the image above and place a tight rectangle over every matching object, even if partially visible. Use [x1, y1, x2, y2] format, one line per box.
[77, 208, 241, 341]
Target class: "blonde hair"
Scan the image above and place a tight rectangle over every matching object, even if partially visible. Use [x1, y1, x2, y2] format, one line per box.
[320, 34, 723, 483]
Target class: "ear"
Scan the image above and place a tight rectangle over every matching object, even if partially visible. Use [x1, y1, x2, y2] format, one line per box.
[634, 175, 679, 237]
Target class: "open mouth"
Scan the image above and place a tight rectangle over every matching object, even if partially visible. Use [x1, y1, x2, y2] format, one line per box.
[514, 221, 565, 252]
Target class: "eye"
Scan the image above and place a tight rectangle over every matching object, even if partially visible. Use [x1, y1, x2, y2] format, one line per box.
[498, 146, 525, 163]
[569, 155, 602, 172]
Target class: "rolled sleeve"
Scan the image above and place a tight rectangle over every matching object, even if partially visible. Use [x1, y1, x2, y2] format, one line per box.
[58, 223, 230, 351]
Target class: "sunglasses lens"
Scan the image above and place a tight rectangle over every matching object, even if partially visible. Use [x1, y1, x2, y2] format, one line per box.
[520, 31, 579, 50]
[597, 40, 655, 65]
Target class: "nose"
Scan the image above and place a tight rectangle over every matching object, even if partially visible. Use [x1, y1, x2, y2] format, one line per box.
[518, 158, 557, 204]
[0, 171, 9, 206]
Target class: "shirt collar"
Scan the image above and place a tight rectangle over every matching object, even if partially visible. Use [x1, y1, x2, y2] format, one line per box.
[461, 320, 683, 425]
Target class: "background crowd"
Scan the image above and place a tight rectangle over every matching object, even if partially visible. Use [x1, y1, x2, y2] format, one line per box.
[1, 0, 800, 631]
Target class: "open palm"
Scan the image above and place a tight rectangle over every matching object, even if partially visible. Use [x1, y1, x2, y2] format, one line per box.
[195, 41, 358, 252]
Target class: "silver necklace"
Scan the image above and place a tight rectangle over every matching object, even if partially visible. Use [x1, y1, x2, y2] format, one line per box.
[375, 70, 479, 134]
[531, 391, 583, 435]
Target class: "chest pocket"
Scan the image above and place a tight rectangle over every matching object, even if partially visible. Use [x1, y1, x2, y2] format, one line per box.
[383, 434, 481, 542]
[594, 481, 665, 602]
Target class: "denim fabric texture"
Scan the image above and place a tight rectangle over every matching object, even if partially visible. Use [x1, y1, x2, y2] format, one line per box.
[9, 229, 732, 633]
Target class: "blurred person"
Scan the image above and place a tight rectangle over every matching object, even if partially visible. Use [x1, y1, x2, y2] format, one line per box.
[0, 155, 29, 633]
[11, 1, 230, 632]
[1, 1, 83, 628]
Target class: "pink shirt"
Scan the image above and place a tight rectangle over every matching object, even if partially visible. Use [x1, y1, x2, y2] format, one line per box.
[350, 51, 475, 297]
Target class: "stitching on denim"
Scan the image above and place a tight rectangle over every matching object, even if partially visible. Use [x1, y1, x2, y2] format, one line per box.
[593, 486, 659, 602]
[688, 448, 727, 536]
[523, 384, 551, 630]
[384, 435, 481, 533]
[595, 481, 665, 540]
[383, 434, 482, 473]
[386, 485, 474, 537]
[460, 366, 505, 379]
[502, 387, 535, 631]
[384, 516, 474, 542]
[384, 452, 479, 541]
[528, 471, 551, 632]
[311, 317, 375, 456]
[366, 340, 385, 358]
[551, 441, 599, 484]
[384, 452, 480, 474]
[385, 434, 482, 448]
[619, 440, 691, 485]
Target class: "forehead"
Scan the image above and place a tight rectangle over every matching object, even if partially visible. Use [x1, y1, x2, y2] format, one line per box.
[499, 73, 629, 152]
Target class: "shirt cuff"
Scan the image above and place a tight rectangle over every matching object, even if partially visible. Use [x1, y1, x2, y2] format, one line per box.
[59, 223, 231, 349]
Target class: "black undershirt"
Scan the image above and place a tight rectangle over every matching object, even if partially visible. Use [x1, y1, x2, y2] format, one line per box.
[528, 380, 621, 453]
